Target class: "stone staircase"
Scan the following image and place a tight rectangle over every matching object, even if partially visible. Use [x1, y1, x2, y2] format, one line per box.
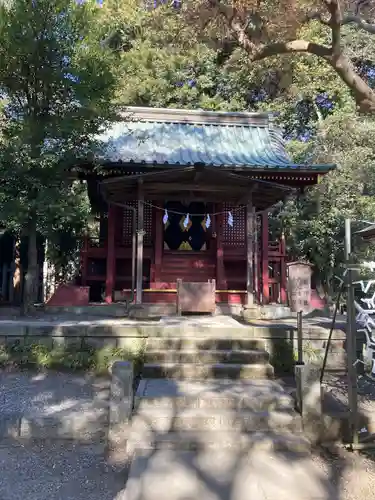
[142, 336, 274, 380]
[127, 329, 310, 456]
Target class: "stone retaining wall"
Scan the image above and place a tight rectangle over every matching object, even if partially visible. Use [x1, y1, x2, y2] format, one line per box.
[0, 317, 346, 372]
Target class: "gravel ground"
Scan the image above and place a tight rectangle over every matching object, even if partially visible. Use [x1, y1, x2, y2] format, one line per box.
[323, 373, 375, 413]
[0, 440, 129, 500]
[2, 439, 375, 500]
[1, 372, 375, 499]
[311, 445, 375, 500]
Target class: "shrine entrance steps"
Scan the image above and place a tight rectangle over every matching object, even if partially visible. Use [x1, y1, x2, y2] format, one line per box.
[123, 321, 318, 500]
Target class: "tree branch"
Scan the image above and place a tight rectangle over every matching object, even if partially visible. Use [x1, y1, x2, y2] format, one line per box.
[341, 15, 375, 33]
[324, 0, 342, 55]
[252, 40, 332, 61]
[208, 0, 375, 113]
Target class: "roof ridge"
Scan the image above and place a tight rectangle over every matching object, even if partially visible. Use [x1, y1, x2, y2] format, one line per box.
[120, 106, 273, 127]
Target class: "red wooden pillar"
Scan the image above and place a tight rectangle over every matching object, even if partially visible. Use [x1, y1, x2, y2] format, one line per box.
[280, 232, 287, 304]
[154, 204, 163, 285]
[253, 208, 259, 304]
[105, 204, 116, 304]
[136, 183, 144, 305]
[81, 235, 89, 286]
[262, 211, 269, 305]
[216, 204, 226, 289]
[246, 202, 254, 306]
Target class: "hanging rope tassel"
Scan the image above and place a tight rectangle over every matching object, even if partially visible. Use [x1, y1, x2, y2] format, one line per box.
[206, 214, 211, 229]
[228, 211, 234, 227]
[183, 213, 190, 229]
[163, 209, 169, 225]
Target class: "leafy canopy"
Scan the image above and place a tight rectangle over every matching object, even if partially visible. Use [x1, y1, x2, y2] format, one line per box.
[0, 0, 118, 236]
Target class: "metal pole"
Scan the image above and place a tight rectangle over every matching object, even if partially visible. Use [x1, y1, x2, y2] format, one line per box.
[131, 210, 136, 301]
[320, 281, 345, 384]
[345, 218, 359, 447]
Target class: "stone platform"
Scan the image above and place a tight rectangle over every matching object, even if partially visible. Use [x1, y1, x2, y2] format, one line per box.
[0, 313, 345, 340]
[0, 314, 346, 375]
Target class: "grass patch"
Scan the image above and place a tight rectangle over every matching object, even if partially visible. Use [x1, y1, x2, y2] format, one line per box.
[0, 340, 145, 375]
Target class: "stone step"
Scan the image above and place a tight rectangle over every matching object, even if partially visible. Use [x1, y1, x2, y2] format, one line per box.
[141, 362, 274, 380]
[144, 349, 270, 365]
[129, 407, 302, 434]
[136, 379, 295, 410]
[127, 429, 310, 454]
[134, 392, 294, 412]
[145, 337, 267, 352]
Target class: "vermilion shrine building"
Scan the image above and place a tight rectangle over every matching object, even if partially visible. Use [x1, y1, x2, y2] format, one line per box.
[75, 107, 333, 310]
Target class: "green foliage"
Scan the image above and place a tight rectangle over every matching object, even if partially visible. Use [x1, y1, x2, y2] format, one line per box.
[1, 0, 375, 303]
[0, 0, 119, 297]
[0, 339, 145, 374]
[273, 111, 375, 295]
[270, 338, 323, 374]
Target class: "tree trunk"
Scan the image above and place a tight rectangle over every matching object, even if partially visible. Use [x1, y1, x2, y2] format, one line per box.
[12, 237, 22, 305]
[22, 219, 38, 314]
[328, 54, 375, 113]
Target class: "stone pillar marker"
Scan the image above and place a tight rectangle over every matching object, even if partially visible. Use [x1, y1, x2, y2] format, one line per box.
[108, 360, 134, 449]
[295, 364, 324, 443]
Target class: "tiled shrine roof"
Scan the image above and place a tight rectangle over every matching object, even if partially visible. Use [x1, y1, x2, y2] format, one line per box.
[96, 107, 334, 172]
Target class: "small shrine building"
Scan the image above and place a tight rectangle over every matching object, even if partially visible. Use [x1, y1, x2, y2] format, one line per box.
[78, 107, 334, 309]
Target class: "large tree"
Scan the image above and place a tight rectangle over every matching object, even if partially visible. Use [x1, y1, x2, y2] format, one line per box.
[0, 0, 118, 309]
[180, 0, 375, 113]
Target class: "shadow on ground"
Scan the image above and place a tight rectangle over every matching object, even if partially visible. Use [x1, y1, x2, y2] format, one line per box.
[0, 370, 129, 500]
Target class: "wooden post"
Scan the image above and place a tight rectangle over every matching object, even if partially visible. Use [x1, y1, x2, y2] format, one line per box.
[8, 237, 16, 303]
[2, 263, 7, 300]
[280, 232, 287, 304]
[105, 204, 116, 304]
[42, 238, 49, 303]
[253, 208, 259, 304]
[154, 203, 163, 285]
[216, 203, 226, 288]
[136, 183, 144, 305]
[81, 235, 88, 286]
[246, 202, 254, 306]
[262, 211, 269, 305]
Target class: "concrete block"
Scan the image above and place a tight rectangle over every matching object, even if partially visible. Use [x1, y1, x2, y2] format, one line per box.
[242, 304, 292, 320]
[25, 325, 54, 337]
[0, 324, 27, 336]
[84, 337, 116, 349]
[51, 336, 83, 348]
[117, 336, 145, 352]
[23, 336, 54, 348]
[17, 412, 107, 441]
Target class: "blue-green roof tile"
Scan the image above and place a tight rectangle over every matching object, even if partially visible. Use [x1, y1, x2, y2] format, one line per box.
[96, 107, 334, 172]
